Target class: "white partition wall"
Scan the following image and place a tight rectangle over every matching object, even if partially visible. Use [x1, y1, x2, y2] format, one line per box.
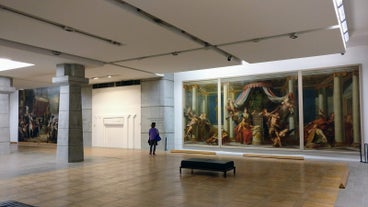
[92, 85, 141, 149]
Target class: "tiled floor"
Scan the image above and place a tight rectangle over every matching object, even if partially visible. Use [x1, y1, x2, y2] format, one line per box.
[0, 143, 364, 207]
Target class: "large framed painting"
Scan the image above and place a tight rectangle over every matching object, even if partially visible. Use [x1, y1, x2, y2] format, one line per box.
[18, 87, 60, 143]
[182, 66, 361, 152]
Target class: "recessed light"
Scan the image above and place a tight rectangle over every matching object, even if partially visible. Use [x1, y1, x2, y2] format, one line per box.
[289, 33, 298, 39]
[155, 73, 164, 77]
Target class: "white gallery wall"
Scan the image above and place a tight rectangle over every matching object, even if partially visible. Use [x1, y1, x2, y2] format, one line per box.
[174, 45, 368, 150]
[92, 85, 141, 149]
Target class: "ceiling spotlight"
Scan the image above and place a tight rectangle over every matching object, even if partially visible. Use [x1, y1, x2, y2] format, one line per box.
[63, 26, 75, 32]
[109, 40, 122, 46]
[289, 33, 298, 39]
[51, 51, 61, 56]
[227, 55, 233, 61]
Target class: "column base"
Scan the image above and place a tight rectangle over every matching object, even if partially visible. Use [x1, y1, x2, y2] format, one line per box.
[334, 142, 345, 147]
[57, 145, 84, 163]
[0, 142, 10, 155]
[351, 142, 361, 148]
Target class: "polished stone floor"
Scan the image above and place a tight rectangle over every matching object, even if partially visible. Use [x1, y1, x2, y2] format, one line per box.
[0, 143, 365, 207]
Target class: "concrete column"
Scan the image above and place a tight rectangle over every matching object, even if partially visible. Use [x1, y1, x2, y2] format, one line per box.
[81, 86, 92, 147]
[0, 77, 16, 155]
[352, 72, 360, 145]
[141, 74, 174, 151]
[333, 74, 343, 144]
[52, 64, 88, 163]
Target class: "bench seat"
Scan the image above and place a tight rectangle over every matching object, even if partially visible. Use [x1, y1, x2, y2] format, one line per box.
[180, 158, 236, 177]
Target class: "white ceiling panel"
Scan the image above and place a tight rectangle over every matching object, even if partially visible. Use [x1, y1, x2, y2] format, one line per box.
[0, 45, 82, 89]
[220, 28, 346, 63]
[0, 44, 73, 77]
[116, 48, 241, 73]
[125, 0, 339, 45]
[86, 64, 157, 84]
[0, 12, 122, 62]
[0, 0, 201, 61]
[0, 0, 365, 90]
[13, 76, 56, 89]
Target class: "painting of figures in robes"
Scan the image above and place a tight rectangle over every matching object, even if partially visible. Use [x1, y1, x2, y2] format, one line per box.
[221, 75, 298, 148]
[182, 67, 361, 152]
[183, 74, 299, 148]
[18, 87, 60, 143]
[302, 69, 360, 150]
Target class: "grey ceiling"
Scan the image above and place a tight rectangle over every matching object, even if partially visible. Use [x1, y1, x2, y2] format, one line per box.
[0, 0, 367, 89]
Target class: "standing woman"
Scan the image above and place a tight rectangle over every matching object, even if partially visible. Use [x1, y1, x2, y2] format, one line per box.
[148, 122, 159, 155]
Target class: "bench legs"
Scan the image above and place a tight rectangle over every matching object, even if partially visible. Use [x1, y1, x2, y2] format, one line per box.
[223, 167, 236, 177]
[180, 167, 236, 177]
[180, 167, 194, 174]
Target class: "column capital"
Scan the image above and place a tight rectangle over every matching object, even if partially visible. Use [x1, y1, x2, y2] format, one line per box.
[192, 84, 199, 89]
[52, 63, 89, 86]
[287, 75, 298, 81]
[0, 77, 16, 94]
[52, 76, 89, 86]
[333, 72, 347, 77]
[353, 70, 359, 76]
[0, 86, 16, 94]
[199, 88, 209, 96]
[183, 84, 199, 92]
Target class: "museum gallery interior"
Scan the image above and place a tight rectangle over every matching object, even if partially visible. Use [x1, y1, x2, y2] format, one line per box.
[0, 0, 368, 206]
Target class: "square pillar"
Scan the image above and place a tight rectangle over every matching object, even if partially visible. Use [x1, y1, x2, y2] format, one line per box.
[0, 77, 16, 155]
[52, 64, 89, 162]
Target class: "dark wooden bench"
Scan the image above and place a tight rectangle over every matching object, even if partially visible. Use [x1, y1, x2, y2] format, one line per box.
[180, 158, 236, 177]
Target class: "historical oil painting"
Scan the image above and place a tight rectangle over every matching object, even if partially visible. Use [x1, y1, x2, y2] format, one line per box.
[183, 67, 361, 152]
[18, 87, 60, 143]
[302, 69, 360, 150]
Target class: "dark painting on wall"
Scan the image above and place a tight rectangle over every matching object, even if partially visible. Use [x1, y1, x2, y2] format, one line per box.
[18, 87, 60, 143]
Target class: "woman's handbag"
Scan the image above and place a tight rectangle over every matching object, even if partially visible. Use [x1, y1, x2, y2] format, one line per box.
[156, 135, 161, 141]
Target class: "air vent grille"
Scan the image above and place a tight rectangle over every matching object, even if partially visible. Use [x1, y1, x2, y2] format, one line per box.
[92, 80, 140, 89]
[115, 80, 140, 86]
